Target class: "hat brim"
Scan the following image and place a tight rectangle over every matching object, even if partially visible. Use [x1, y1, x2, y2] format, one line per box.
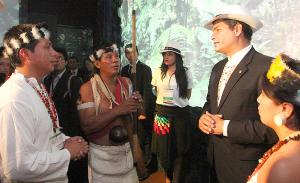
[204, 14, 263, 32]
[160, 49, 184, 56]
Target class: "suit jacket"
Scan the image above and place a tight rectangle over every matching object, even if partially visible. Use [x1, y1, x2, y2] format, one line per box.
[121, 61, 156, 118]
[44, 69, 83, 137]
[202, 48, 278, 183]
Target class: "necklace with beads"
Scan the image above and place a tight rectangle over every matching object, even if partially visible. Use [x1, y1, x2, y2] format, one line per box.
[248, 132, 300, 181]
[26, 78, 59, 132]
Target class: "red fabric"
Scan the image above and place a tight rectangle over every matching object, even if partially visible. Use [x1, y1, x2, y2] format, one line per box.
[87, 76, 128, 140]
[115, 78, 122, 104]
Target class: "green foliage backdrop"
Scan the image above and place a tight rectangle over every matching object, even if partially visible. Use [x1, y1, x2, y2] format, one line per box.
[120, 0, 300, 107]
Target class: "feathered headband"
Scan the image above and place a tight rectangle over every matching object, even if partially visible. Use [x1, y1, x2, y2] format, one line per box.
[3, 24, 50, 58]
[267, 54, 300, 85]
[89, 44, 118, 62]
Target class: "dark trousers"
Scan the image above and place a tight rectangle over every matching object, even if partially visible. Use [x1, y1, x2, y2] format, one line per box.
[67, 156, 88, 183]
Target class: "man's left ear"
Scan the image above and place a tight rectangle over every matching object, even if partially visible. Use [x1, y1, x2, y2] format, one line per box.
[18, 48, 30, 62]
[234, 23, 243, 36]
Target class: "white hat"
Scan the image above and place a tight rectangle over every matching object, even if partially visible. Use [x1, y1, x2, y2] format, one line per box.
[161, 40, 183, 56]
[204, 5, 263, 32]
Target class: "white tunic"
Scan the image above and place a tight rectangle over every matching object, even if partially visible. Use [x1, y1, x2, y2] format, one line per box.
[152, 68, 193, 107]
[0, 73, 70, 183]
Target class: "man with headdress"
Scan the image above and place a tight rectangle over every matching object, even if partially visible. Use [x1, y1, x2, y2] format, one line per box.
[77, 43, 142, 183]
[198, 5, 278, 183]
[0, 23, 88, 183]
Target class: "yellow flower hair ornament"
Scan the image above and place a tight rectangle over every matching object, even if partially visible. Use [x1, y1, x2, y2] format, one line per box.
[266, 54, 300, 85]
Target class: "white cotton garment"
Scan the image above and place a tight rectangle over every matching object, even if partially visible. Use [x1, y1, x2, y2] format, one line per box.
[0, 73, 70, 183]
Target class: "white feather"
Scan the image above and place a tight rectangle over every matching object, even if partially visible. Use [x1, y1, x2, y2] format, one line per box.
[20, 32, 30, 43]
[89, 55, 96, 62]
[31, 26, 41, 39]
[96, 49, 104, 59]
[9, 38, 21, 49]
[40, 27, 50, 39]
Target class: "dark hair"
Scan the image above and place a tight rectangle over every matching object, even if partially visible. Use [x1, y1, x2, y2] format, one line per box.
[125, 43, 139, 54]
[0, 46, 5, 58]
[213, 19, 253, 41]
[260, 54, 300, 128]
[3, 23, 49, 67]
[54, 47, 68, 60]
[160, 52, 188, 98]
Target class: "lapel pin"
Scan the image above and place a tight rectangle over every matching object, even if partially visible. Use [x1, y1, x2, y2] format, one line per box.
[239, 70, 242, 74]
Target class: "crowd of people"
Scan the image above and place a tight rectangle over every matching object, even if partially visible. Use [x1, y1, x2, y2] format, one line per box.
[1, 4, 300, 183]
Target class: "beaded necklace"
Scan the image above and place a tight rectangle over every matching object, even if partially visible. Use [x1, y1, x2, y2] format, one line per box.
[248, 133, 300, 181]
[26, 79, 59, 132]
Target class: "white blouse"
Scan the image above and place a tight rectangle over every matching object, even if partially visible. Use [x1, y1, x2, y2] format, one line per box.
[152, 68, 193, 108]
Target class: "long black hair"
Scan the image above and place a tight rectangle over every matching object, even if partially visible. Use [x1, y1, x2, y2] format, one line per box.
[160, 52, 189, 98]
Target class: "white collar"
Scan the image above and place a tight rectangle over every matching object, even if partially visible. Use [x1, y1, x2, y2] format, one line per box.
[227, 45, 252, 66]
[71, 68, 78, 73]
[129, 60, 140, 67]
[14, 70, 41, 90]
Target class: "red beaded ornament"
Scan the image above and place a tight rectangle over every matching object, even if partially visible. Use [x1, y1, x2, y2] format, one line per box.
[248, 134, 300, 181]
[27, 80, 59, 132]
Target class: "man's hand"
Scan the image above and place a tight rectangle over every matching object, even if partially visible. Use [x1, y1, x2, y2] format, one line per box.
[199, 111, 215, 134]
[114, 91, 142, 115]
[199, 111, 224, 135]
[205, 112, 224, 135]
[64, 136, 89, 161]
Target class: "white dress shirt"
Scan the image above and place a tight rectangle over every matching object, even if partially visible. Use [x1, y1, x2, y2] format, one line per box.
[0, 73, 70, 182]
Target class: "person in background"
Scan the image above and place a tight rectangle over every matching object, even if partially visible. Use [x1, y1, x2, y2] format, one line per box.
[44, 47, 88, 183]
[151, 40, 193, 183]
[0, 46, 10, 86]
[84, 58, 94, 82]
[67, 56, 87, 81]
[77, 43, 142, 183]
[247, 54, 300, 183]
[121, 43, 157, 175]
[0, 23, 88, 183]
[198, 5, 278, 183]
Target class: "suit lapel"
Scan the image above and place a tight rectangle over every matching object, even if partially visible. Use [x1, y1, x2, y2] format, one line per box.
[53, 70, 69, 96]
[217, 48, 255, 112]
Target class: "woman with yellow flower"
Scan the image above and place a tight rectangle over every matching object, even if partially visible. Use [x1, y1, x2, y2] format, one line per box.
[248, 53, 300, 183]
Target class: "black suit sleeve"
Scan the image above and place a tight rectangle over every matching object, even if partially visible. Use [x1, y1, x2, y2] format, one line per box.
[228, 119, 278, 145]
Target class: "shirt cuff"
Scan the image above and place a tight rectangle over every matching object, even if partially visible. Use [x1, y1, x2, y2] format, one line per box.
[223, 120, 230, 136]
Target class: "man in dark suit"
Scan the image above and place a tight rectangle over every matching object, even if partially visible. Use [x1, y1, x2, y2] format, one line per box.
[198, 5, 278, 183]
[67, 56, 88, 82]
[121, 44, 156, 172]
[44, 47, 88, 183]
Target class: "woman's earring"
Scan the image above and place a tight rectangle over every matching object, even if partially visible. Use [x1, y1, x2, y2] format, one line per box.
[274, 113, 287, 126]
